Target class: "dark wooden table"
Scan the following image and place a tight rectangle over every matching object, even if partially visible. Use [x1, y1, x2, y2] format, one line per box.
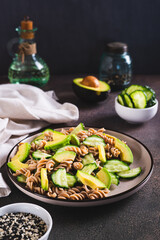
[0, 75, 160, 240]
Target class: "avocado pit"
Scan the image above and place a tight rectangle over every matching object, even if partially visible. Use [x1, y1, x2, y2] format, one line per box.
[81, 76, 100, 88]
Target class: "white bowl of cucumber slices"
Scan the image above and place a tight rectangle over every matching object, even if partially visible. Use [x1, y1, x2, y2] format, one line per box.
[115, 84, 158, 124]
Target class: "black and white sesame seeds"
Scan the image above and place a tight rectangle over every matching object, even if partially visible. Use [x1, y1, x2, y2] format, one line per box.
[0, 212, 47, 240]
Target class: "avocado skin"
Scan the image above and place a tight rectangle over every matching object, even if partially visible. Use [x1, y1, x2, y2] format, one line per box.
[72, 80, 110, 102]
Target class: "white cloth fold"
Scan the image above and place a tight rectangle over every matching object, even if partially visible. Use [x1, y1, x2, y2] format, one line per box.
[0, 173, 11, 197]
[0, 83, 79, 168]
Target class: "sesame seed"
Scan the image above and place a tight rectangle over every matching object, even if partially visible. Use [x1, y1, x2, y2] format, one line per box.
[0, 212, 47, 240]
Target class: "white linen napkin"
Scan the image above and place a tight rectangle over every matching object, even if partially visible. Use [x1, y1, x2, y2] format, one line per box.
[0, 83, 79, 168]
[0, 173, 11, 197]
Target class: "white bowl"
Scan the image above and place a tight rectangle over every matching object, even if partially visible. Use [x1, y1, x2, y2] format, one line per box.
[115, 97, 158, 124]
[0, 202, 53, 240]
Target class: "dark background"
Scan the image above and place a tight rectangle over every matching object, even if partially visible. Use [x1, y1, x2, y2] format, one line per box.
[0, 0, 160, 76]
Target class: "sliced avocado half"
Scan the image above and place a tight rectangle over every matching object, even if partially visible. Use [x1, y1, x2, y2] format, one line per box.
[73, 78, 110, 102]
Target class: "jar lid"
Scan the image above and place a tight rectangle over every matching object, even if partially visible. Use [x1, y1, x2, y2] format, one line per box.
[106, 42, 128, 54]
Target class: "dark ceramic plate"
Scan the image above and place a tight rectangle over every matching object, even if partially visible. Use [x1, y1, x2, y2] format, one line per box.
[7, 128, 153, 207]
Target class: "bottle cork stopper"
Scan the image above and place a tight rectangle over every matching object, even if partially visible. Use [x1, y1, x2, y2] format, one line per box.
[20, 16, 34, 39]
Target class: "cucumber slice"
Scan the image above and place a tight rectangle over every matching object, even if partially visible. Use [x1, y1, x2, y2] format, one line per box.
[96, 168, 111, 189]
[53, 151, 76, 163]
[125, 85, 145, 95]
[56, 145, 77, 153]
[77, 170, 106, 189]
[147, 97, 157, 107]
[82, 153, 95, 165]
[104, 160, 130, 172]
[123, 93, 134, 108]
[51, 168, 68, 188]
[118, 94, 125, 106]
[98, 145, 106, 163]
[83, 135, 106, 147]
[32, 150, 52, 160]
[143, 86, 155, 101]
[130, 90, 147, 108]
[70, 134, 80, 146]
[70, 123, 85, 135]
[17, 175, 26, 183]
[117, 167, 142, 178]
[109, 172, 119, 185]
[82, 163, 98, 174]
[66, 173, 77, 187]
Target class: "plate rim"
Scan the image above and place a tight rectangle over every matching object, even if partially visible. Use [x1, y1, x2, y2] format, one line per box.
[6, 127, 154, 206]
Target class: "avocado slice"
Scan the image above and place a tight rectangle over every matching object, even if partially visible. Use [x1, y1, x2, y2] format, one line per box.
[41, 168, 49, 191]
[44, 134, 71, 151]
[76, 170, 106, 189]
[11, 143, 31, 163]
[98, 145, 106, 163]
[70, 123, 85, 135]
[104, 133, 133, 164]
[73, 78, 110, 102]
[7, 160, 29, 172]
[70, 134, 80, 146]
[96, 168, 111, 189]
[115, 138, 133, 164]
[52, 151, 76, 162]
[31, 128, 55, 143]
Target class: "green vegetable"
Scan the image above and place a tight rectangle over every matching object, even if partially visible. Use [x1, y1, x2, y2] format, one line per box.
[117, 84, 156, 109]
[11, 143, 31, 163]
[104, 160, 130, 172]
[32, 150, 52, 160]
[130, 90, 147, 108]
[76, 170, 106, 189]
[70, 134, 80, 146]
[82, 153, 95, 165]
[41, 168, 49, 191]
[53, 151, 76, 163]
[98, 145, 106, 163]
[118, 94, 125, 106]
[83, 135, 106, 147]
[82, 163, 98, 174]
[70, 123, 85, 135]
[66, 173, 77, 187]
[96, 168, 111, 189]
[117, 167, 142, 178]
[123, 93, 134, 108]
[51, 168, 68, 188]
[17, 175, 26, 183]
[109, 172, 119, 185]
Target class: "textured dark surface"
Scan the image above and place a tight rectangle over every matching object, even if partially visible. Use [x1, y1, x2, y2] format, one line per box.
[0, 0, 160, 75]
[0, 75, 160, 240]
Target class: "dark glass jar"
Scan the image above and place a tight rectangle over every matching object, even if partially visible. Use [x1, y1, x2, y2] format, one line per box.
[99, 42, 132, 91]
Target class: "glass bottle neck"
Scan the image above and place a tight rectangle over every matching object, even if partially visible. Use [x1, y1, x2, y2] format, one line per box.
[19, 37, 36, 44]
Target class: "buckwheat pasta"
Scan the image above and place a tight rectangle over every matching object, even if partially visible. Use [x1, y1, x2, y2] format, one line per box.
[8, 125, 133, 201]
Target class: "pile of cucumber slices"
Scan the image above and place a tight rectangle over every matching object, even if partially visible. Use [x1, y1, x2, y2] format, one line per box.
[118, 84, 156, 109]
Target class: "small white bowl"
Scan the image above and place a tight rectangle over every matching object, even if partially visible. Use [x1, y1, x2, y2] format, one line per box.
[115, 97, 158, 124]
[0, 202, 53, 240]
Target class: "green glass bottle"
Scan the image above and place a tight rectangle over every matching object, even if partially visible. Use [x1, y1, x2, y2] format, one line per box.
[8, 17, 50, 87]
